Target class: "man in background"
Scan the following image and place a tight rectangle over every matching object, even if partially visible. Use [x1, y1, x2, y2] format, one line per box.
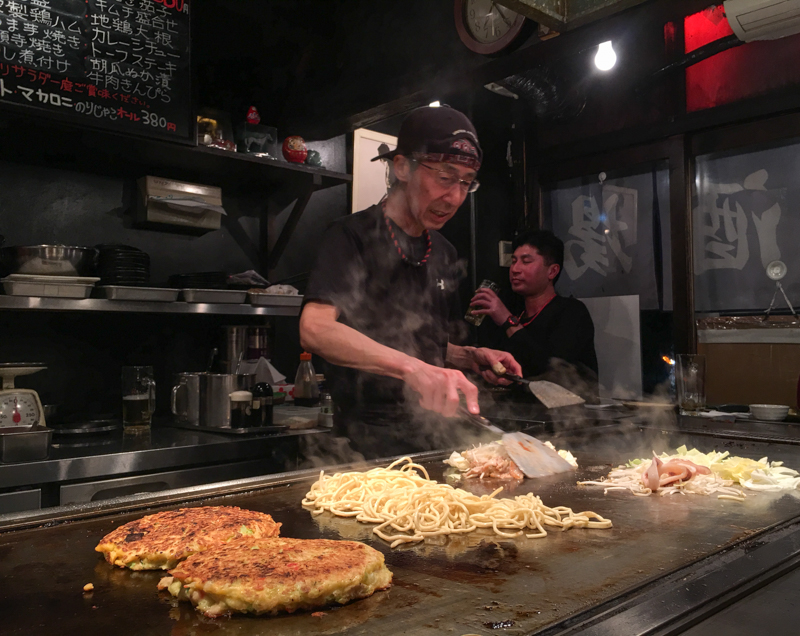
[469, 229, 598, 396]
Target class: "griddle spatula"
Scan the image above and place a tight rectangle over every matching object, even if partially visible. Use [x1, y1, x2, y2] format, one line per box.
[456, 406, 574, 478]
[527, 381, 585, 409]
[491, 370, 585, 409]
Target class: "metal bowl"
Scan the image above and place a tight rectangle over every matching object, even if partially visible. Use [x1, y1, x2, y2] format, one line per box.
[0, 245, 98, 277]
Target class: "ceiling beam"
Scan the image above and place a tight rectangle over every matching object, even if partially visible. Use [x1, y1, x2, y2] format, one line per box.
[496, 0, 564, 31]
[497, 0, 651, 31]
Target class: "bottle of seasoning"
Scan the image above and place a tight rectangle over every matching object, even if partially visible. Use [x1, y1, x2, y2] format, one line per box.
[318, 391, 334, 428]
[251, 382, 273, 427]
[294, 352, 320, 407]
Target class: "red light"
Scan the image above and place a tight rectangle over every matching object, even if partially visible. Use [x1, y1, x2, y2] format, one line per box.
[684, 5, 732, 53]
[683, 3, 800, 111]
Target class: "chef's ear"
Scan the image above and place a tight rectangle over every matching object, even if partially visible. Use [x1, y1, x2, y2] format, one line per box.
[548, 263, 560, 282]
[393, 155, 414, 184]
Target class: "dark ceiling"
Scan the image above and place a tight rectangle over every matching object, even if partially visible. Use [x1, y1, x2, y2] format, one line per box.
[193, 0, 546, 139]
[191, 0, 721, 141]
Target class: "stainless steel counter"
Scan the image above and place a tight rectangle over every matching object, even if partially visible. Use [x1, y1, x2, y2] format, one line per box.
[0, 425, 325, 487]
[0, 424, 330, 511]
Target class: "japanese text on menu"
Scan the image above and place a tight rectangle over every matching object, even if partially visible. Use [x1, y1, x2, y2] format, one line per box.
[0, 0, 190, 138]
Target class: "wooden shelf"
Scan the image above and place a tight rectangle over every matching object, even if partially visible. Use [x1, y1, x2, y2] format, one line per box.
[0, 108, 351, 194]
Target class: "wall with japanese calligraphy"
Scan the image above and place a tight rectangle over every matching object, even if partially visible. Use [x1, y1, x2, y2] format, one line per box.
[0, 0, 191, 140]
[545, 165, 672, 312]
[694, 140, 800, 313]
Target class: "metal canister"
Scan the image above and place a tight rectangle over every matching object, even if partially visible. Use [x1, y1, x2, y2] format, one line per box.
[171, 372, 201, 424]
[199, 373, 254, 428]
[219, 326, 248, 372]
[246, 326, 270, 361]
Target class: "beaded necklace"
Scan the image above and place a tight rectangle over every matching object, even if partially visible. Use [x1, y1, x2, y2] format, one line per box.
[518, 293, 556, 327]
[382, 200, 432, 267]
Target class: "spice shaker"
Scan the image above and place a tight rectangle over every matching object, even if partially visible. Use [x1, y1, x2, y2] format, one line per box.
[251, 382, 274, 427]
[318, 392, 334, 428]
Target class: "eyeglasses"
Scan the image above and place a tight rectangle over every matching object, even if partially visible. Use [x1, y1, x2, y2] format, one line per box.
[414, 161, 480, 193]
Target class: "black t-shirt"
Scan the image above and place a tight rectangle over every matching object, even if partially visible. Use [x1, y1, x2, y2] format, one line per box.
[304, 204, 462, 412]
[497, 295, 598, 390]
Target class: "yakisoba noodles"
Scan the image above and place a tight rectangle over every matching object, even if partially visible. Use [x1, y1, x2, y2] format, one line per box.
[302, 457, 612, 547]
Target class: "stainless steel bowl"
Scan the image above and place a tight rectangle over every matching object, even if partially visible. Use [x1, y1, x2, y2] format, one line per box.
[0, 245, 98, 277]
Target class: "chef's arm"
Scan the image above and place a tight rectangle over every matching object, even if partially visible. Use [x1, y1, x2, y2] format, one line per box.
[300, 301, 481, 415]
[446, 343, 523, 385]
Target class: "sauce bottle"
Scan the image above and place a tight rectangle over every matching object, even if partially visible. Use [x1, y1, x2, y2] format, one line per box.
[294, 352, 320, 407]
[251, 382, 273, 427]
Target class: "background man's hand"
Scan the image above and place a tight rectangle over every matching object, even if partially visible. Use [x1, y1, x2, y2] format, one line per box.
[469, 288, 512, 326]
[467, 348, 523, 385]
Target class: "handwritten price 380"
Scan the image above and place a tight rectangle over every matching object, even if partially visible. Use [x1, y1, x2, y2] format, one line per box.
[141, 109, 172, 129]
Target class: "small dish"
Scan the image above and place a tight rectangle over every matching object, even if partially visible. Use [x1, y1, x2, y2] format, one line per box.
[749, 404, 790, 421]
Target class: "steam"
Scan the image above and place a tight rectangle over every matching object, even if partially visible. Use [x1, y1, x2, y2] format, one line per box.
[295, 434, 366, 470]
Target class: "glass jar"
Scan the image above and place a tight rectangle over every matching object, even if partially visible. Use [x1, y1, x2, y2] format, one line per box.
[229, 391, 254, 428]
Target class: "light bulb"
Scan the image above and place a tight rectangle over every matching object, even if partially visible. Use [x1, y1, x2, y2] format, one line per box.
[595, 41, 616, 71]
[429, 100, 441, 107]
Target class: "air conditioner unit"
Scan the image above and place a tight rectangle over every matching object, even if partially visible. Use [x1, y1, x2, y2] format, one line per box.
[724, 0, 800, 41]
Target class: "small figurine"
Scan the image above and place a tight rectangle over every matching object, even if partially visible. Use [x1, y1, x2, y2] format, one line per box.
[282, 136, 308, 163]
[246, 106, 261, 125]
[305, 149, 322, 167]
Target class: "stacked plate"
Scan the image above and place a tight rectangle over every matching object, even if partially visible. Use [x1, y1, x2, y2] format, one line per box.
[97, 245, 150, 286]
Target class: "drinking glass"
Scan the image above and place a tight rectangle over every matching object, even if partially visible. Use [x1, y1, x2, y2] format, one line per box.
[122, 366, 155, 432]
[676, 354, 706, 415]
[465, 280, 501, 326]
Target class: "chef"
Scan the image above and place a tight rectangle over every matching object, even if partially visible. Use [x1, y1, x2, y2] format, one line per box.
[468, 229, 599, 397]
[299, 105, 521, 457]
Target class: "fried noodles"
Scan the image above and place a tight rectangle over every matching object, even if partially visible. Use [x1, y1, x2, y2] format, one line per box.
[302, 457, 612, 548]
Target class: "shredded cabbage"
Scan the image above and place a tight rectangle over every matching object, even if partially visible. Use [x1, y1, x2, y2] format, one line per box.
[582, 446, 800, 497]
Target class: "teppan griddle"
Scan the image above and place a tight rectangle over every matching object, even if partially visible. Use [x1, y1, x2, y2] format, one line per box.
[2, 421, 800, 636]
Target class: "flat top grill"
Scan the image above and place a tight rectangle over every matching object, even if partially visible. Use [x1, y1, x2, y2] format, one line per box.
[2, 423, 800, 635]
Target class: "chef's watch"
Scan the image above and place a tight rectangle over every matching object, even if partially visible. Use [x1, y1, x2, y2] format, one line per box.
[502, 314, 521, 329]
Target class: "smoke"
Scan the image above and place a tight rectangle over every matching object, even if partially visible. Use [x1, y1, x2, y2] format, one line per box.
[295, 433, 366, 470]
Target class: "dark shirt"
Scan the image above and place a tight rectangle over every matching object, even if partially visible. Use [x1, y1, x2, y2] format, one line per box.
[498, 295, 598, 393]
[304, 204, 462, 414]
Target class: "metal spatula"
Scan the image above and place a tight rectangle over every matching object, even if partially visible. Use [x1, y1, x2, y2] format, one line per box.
[489, 369, 585, 409]
[456, 406, 574, 478]
[527, 381, 584, 409]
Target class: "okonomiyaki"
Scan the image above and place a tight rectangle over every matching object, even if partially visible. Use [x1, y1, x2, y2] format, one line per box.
[95, 506, 282, 570]
[158, 537, 393, 617]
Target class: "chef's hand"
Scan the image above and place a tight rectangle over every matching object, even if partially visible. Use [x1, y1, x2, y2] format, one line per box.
[402, 360, 480, 417]
[469, 288, 513, 326]
[469, 347, 523, 385]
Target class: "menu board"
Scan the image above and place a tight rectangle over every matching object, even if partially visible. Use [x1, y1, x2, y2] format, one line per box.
[0, 0, 191, 141]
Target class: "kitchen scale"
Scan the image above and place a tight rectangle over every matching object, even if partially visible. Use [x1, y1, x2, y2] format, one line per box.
[0, 363, 47, 428]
